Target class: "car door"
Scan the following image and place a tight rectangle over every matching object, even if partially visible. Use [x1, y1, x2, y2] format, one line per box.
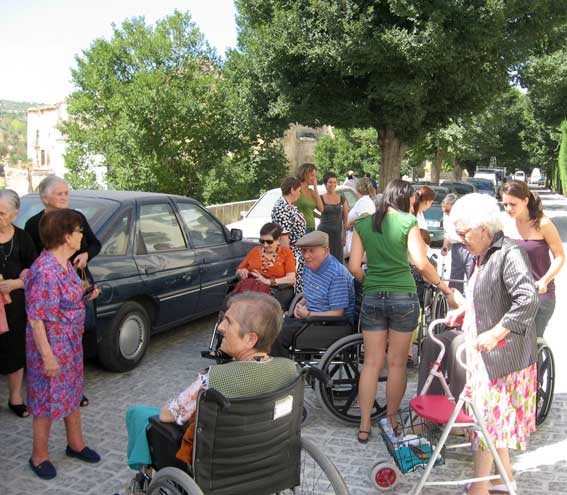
[176, 201, 239, 314]
[134, 200, 201, 328]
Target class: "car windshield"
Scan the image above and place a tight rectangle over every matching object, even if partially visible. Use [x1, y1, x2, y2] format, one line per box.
[15, 195, 120, 231]
[424, 204, 443, 222]
[245, 190, 280, 218]
[470, 181, 492, 191]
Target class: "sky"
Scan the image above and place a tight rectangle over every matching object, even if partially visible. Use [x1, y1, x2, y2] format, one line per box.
[0, 0, 238, 104]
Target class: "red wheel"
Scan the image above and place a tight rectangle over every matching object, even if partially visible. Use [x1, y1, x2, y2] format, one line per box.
[370, 460, 400, 491]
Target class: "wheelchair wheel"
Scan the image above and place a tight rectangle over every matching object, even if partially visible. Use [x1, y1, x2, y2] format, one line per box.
[278, 437, 350, 494]
[430, 291, 448, 333]
[536, 343, 555, 426]
[316, 333, 386, 424]
[370, 460, 400, 491]
[147, 467, 204, 495]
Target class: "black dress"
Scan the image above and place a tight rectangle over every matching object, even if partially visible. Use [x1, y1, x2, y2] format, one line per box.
[0, 227, 38, 375]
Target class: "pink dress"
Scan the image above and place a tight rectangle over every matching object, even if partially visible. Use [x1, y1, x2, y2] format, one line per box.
[463, 269, 537, 451]
[25, 250, 86, 419]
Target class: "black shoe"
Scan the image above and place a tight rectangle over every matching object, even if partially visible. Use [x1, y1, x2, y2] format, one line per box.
[29, 458, 57, 480]
[65, 445, 101, 463]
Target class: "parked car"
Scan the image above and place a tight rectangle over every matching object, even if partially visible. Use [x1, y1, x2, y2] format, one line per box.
[514, 170, 526, 182]
[411, 184, 449, 246]
[227, 185, 359, 239]
[15, 191, 253, 372]
[440, 181, 476, 197]
[466, 178, 497, 197]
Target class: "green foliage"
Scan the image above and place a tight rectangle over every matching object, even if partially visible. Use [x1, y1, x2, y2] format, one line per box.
[64, 11, 284, 203]
[558, 120, 567, 194]
[313, 128, 380, 179]
[235, 0, 567, 181]
[0, 110, 27, 165]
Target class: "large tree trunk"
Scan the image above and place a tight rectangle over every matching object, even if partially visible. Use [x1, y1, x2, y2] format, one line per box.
[378, 127, 407, 192]
[453, 159, 463, 181]
[430, 148, 445, 184]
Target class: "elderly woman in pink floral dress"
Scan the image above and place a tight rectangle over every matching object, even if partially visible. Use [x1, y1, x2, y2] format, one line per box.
[446, 194, 539, 495]
[25, 209, 101, 480]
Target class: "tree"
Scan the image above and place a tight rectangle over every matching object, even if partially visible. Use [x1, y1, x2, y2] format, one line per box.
[64, 11, 287, 202]
[313, 128, 380, 180]
[235, 0, 567, 190]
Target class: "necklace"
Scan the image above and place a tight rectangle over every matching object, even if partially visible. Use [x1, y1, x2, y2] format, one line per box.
[0, 234, 14, 265]
[261, 247, 278, 273]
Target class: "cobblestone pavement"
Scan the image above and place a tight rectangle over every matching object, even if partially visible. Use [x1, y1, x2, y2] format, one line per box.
[1, 189, 566, 495]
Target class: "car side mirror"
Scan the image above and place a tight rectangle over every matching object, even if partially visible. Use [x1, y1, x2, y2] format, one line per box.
[229, 228, 243, 242]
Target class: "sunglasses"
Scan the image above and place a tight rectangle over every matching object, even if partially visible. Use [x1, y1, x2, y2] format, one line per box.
[73, 227, 84, 234]
[259, 239, 275, 245]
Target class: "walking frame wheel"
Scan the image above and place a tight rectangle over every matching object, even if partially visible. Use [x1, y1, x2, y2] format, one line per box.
[370, 460, 400, 491]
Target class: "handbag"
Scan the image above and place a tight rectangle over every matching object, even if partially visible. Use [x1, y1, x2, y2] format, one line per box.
[270, 284, 295, 310]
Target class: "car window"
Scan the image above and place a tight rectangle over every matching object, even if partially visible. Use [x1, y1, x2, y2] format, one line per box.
[246, 191, 280, 218]
[100, 209, 132, 256]
[15, 195, 118, 231]
[339, 189, 358, 208]
[139, 203, 186, 253]
[177, 202, 226, 248]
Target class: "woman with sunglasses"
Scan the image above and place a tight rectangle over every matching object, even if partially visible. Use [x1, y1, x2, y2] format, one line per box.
[236, 222, 296, 309]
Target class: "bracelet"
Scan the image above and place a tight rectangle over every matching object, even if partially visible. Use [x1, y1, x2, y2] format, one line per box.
[270, 278, 277, 287]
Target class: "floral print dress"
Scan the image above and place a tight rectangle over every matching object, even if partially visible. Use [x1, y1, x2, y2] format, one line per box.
[271, 196, 306, 293]
[463, 269, 537, 451]
[25, 250, 86, 419]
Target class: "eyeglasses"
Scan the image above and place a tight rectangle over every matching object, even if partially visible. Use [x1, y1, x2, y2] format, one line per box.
[73, 227, 84, 234]
[259, 239, 275, 245]
[456, 227, 473, 239]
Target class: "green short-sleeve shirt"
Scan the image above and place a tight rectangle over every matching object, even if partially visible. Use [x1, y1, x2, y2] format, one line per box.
[354, 212, 418, 294]
[295, 190, 317, 229]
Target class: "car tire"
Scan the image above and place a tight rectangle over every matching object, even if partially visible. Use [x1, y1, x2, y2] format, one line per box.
[98, 301, 150, 372]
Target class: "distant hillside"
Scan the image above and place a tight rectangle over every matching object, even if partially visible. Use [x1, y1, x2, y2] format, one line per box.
[0, 99, 43, 115]
[0, 100, 42, 164]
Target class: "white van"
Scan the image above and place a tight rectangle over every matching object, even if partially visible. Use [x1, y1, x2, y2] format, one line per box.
[530, 168, 542, 185]
[514, 170, 526, 182]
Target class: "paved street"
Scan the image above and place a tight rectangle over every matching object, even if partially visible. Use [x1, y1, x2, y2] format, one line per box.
[1, 189, 566, 495]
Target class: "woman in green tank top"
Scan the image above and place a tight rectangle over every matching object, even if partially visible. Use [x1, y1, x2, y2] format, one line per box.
[295, 163, 323, 232]
[348, 179, 453, 443]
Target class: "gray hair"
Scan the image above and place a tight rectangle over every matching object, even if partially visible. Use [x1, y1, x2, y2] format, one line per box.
[38, 175, 67, 198]
[442, 193, 458, 207]
[449, 193, 503, 236]
[226, 292, 283, 353]
[0, 189, 20, 211]
[355, 177, 376, 197]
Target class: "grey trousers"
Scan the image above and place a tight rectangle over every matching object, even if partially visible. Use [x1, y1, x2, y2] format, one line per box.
[417, 329, 466, 399]
[449, 243, 475, 293]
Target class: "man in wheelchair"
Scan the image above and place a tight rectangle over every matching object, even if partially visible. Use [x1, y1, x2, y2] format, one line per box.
[271, 230, 356, 358]
[124, 292, 299, 494]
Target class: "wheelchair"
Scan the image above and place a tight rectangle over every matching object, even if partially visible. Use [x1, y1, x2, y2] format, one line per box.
[536, 337, 555, 426]
[142, 371, 350, 495]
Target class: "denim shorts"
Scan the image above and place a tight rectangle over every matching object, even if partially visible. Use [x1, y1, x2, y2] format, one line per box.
[360, 292, 420, 333]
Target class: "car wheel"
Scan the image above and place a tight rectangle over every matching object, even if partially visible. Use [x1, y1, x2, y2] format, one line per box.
[98, 301, 150, 372]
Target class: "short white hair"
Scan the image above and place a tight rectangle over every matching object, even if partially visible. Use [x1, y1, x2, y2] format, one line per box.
[449, 193, 503, 236]
[38, 175, 67, 198]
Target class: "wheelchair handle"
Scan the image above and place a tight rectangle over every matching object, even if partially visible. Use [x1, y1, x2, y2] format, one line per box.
[202, 388, 231, 410]
[303, 366, 330, 386]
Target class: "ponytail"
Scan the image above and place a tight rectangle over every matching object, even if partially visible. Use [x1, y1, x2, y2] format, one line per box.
[412, 186, 435, 216]
[527, 191, 544, 227]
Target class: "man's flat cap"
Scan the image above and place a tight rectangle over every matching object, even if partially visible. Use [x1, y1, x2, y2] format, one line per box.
[296, 230, 329, 248]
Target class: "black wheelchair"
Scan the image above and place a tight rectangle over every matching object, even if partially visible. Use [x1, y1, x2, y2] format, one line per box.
[141, 371, 350, 495]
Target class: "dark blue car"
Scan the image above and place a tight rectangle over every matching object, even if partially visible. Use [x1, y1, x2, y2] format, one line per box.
[16, 191, 254, 372]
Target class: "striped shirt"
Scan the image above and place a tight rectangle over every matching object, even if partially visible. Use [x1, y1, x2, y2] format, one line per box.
[473, 232, 539, 380]
[304, 254, 355, 319]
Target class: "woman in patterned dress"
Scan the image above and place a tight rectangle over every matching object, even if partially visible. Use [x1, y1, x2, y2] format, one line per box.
[25, 209, 101, 480]
[446, 194, 539, 495]
[271, 176, 306, 292]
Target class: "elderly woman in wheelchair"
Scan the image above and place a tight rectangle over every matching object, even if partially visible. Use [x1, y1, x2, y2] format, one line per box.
[124, 292, 300, 494]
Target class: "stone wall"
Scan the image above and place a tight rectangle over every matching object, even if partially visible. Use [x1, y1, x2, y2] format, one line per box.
[207, 199, 257, 225]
